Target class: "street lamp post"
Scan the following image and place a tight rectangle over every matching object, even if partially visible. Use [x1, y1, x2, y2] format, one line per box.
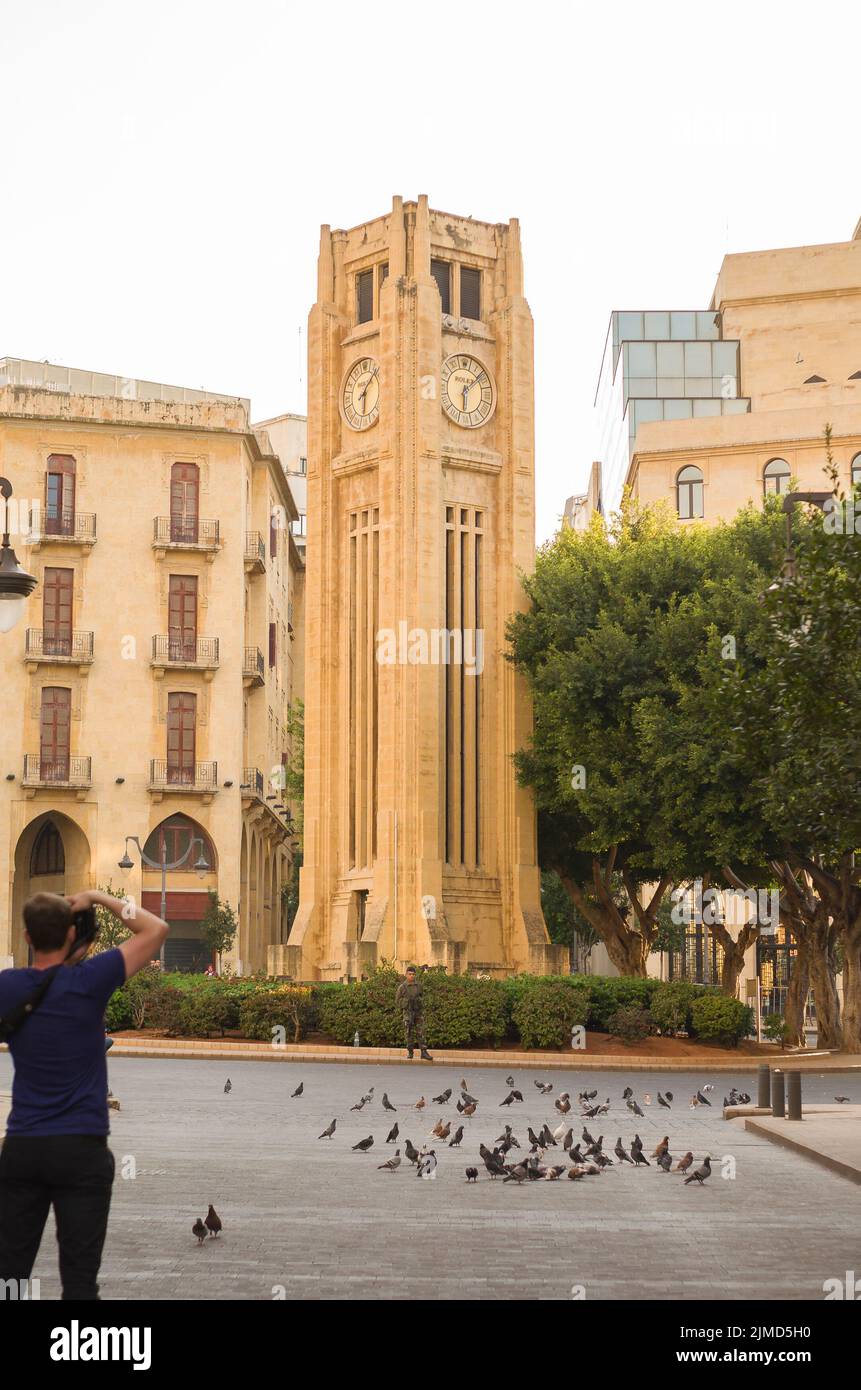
[766, 490, 832, 591]
[0, 478, 38, 633]
[119, 833, 210, 967]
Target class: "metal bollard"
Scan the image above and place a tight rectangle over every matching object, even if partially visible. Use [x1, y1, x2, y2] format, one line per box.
[772, 1069, 785, 1118]
[757, 1063, 770, 1109]
[787, 1070, 802, 1121]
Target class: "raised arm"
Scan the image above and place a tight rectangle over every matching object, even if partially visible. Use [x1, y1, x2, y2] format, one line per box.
[67, 890, 168, 980]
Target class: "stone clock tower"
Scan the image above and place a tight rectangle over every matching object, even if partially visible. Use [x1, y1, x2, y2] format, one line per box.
[285, 195, 563, 980]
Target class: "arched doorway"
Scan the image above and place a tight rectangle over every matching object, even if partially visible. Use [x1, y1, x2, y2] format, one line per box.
[11, 812, 92, 966]
[140, 814, 218, 973]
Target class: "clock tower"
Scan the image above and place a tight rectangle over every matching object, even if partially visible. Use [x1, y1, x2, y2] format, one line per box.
[285, 195, 563, 980]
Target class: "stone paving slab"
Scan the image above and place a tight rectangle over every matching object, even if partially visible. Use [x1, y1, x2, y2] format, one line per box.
[742, 1106, 861, 1186]
[1, 1054, 858, 1300]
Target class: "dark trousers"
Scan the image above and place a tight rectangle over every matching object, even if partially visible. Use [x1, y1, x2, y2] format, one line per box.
[403, 1012, 426, 1051]
[0, 1134, 115, 1300]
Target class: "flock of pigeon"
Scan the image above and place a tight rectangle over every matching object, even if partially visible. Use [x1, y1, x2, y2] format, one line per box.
[298, 1073, 751, 1189]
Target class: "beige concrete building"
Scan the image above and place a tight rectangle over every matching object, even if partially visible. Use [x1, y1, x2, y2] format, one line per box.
[590, 218, 861, 1016]
[283, 196, 560, 981]
[0, 359, 303, 973]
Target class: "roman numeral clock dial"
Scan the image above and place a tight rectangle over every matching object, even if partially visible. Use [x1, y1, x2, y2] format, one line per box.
[342, 357, 380, 430]
[441, 354, 496, 428]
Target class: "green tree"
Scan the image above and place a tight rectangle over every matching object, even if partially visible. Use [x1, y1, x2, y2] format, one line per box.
[540, 869, 599, 969]
[200, 891, 238, 972]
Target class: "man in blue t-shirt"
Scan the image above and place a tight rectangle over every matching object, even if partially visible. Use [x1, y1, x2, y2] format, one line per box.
[0, 888, 168, 1300]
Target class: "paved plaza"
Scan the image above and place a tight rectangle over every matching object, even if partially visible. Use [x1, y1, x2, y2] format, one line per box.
[1, 1055, 857, 1301]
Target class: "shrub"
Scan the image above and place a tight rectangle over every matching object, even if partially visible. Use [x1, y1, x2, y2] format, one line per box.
[763, 1011, 790, 1045]
[179, 989, 236, 1038]
[316, 966, 403, 1047]
[508, 978, 590, 1050]
[579, 975, 661, 1031]
[105, 987, 133, 1032]
[650, 980, 699, 1036]
[316, 966, 510, 1049]
[607, 1005, 653, 1044]
[147, 984, 186, 1036]
[238, 986, 316, 1043]
[690, 992, 753, 1047]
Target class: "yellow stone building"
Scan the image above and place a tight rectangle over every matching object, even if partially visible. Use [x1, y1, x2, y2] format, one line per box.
[0, 359, 303, 972]
[284, 196, 560, 981]
[588, 217, 861, 1015]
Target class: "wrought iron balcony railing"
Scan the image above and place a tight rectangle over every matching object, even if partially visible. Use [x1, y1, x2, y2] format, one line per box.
[241, 766, 265, 797]
[23, 754, 92, 787]
[151, 635, 220, 668]
[24, 629, 95, 662]
[148, 759, 218, 791]
[42, 511, 97, 543]
[244, 531, 266, 571]
[153, 516, 221, 549]
[243, 646, 265, 686]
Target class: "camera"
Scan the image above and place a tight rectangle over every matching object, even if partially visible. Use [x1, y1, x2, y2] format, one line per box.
[71, 905, 98, 950]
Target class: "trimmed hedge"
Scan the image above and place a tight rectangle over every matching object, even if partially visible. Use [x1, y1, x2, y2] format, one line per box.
[102, 965, 753, 1049]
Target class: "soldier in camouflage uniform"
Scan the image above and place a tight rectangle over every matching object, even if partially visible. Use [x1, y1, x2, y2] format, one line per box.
[395, 966, 433, 1061]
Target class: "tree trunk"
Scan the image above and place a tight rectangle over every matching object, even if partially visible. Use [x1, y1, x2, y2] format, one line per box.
[711, 922, 757, 998]
[840, 919, 861, 1052]
[782, 929, 809, 1048]
[557, 861, 650, 977]
[807, 917, 842, 1050]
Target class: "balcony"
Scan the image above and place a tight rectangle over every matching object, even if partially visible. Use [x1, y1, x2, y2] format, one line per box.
[23, 755, 92, 797]
[152, 517, 221, 556]
[151, 635, 220, 678]
[244, 531, 266, 574]
[243, 646, 265, 688]
[31, 511, 97, 552]
[241, 766, 265, 798]
[148, 760, 218, 802]
[24, 629, 94, 672]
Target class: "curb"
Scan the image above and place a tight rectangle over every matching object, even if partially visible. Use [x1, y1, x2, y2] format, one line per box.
[744, 1116, 861, 1186]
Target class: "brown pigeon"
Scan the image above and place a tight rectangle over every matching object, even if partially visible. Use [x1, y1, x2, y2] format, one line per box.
[205, 1205, 222, 1238]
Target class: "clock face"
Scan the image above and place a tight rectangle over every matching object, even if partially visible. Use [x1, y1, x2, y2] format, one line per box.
[441, 355, 495, 428]
[342, 357, 380, 430]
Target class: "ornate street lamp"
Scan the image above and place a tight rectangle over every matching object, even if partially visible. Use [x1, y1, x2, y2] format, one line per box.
[119, 832, 210, 966]
[764, 490, 832, 593]
[0, 478, 37, 633]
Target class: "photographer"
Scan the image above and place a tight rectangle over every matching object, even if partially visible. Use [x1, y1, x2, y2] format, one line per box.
[0, 889, 167, 1300]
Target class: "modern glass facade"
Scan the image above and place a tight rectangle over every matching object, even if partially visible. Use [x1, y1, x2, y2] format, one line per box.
[595, 311, 751, 516]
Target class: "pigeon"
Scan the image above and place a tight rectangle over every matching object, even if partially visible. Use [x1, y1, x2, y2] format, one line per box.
[318, 1118, 337, 1140]
[431, 1119, 446, 1138]
[224, 1079, 232, 1093]
[596, 1099, 610, 1114]
[555, 1093, 571, 1114]
[562, 1128, 574, 1151]
[568, 1143, 583, 1164]
[657, 1151, 673, 1173]
[505, 1075, 515, 1088]
[361, 1088, 375, 1104]
[205, 1205, 222, 1238]
[352, 1136, 374, 1152]
[622, 1087, 633, 1100]
[465, 1167, 478, 1182]
[658, 1092, 671, 1109]
[386, 1122, 399, 1143]
[627, 1099, 644, 1118]
[483, 1150, 507, 1179]
[674, 1151, 694, 1173]
[528, 1127, 543, 1148]
[552, 1121, 568, 1143]
[696, 1090, 712, 1107]
[437, 1121, 451, 1141]
[415, 1096, 426, 1111]
[703, 1084, 714, 1093]
[417, 1150, 438, 1179]
[500, 1092, 516, 1107]
[404, 1138, 420, 1165]
[684, 1156, 712, 1186]
[350, 1097, 367, 1112]
[192, 1218, 208, 1245]
[835, 1096, 851, 1104]
[614, 1138, 633, 1164]
[545, 1165, 567, 1181]
[567, 1167, 585, 1181]
[449, 1125, 464, 1147]
[631, 1146, 650, 1167]
[643, 1093, 652, 1105]
[510, 1090, 524, 1103]
[504, 1161, 528, 1184]
[594, 1151, 613, 1168]
[535, 1081, 553, 1095]
[652, 1136, 669, 1158]
[665, 1092, 673, 1102]
[582, 1127, 596, 1146]
[433, 1089, 452, 1105]
[540, 1124, 557, 1147]
[382, 1093, 397, 1112]
[290, 1082, 304, 1098]
[585, 1135, 603, 1156]
[461, 1102, 477, 1118]
[378, 1149, 401, 1172]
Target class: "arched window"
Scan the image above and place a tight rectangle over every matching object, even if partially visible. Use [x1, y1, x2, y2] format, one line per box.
[764, 458, 791, 496]
[30, 820, 65, 876]
[851, 453, 861, 489]
[676, 465, 704, 520]
[143, 814, 215, 871]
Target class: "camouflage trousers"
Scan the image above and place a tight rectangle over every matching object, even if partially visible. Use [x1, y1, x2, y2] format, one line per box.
[403, 1012, 426, 1051]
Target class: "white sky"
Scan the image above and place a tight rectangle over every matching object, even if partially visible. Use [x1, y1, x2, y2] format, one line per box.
[2, 0, 858, 542]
